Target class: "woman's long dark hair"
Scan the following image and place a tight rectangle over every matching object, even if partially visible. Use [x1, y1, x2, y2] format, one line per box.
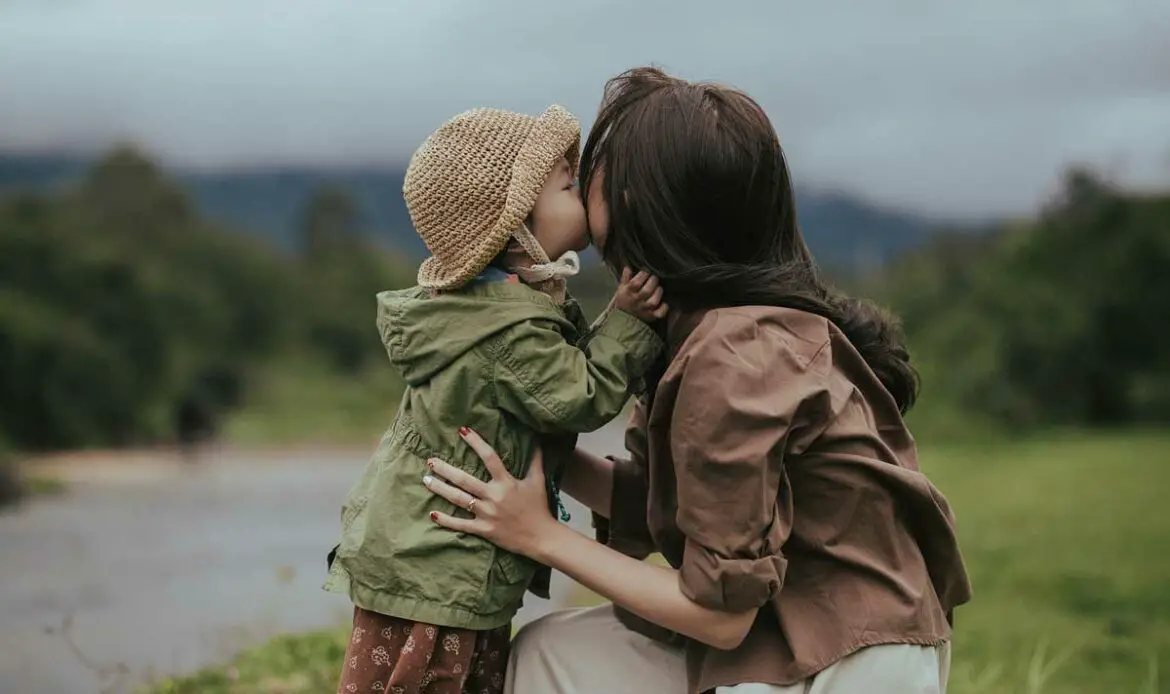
[581, 67, 919, 413]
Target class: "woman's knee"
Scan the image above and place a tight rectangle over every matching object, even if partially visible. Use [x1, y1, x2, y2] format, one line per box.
[512, 606, 609, 659]
[507, 608, 618, 693]
[508, 606, 687, 694]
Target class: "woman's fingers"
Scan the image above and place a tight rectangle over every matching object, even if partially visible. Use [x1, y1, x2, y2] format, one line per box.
[527, 446, 546, 484]
[638, 275, 659, 298]
[430, 511, 488, 535]
[423, 471, 483, 513]
[426, 458, 489, 499]
[651, 302, 669, 319]
[459, 427, 511, 482]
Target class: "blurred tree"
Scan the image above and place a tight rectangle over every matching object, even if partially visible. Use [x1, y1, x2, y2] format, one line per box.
[78, 145, 195, 238]
[0, 441, 21, 507]
[300, 186, 362, 263]
[296, 185, 414, 373]
[880, 168, 1170, 428]
[0, 148, 399, 450]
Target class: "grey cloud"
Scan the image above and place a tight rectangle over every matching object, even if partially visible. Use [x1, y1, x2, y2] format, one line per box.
[1, 0, 1168, 216]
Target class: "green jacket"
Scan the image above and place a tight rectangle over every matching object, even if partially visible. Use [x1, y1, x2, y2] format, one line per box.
[324, 278, 663, 629]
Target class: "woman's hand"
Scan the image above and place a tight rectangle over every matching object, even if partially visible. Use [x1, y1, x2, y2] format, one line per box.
[423, 427, 560, 558]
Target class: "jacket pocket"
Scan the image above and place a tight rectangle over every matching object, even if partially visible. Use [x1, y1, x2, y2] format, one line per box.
[340, 494, 369, 532]
[485, 548, 536, 613]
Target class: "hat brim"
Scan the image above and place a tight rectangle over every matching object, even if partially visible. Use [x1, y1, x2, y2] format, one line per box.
[416, 105, 580, 291]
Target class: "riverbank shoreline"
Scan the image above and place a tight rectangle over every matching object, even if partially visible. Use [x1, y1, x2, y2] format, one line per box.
[17, 442, 377, 479]
[0, 427, 624, 694]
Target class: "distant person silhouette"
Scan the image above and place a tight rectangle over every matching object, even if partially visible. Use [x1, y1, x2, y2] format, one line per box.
[174, 395, 214, 464]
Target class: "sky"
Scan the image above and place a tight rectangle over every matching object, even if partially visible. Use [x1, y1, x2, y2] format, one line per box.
[1, 0, 1168, 217]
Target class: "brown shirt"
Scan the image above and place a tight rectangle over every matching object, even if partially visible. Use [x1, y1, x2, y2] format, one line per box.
[593, 306, 972, 694]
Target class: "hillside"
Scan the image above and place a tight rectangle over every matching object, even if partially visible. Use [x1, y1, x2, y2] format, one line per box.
[0, 152, 948, 268]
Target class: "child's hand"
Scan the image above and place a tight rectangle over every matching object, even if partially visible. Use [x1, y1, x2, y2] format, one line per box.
[612, 268, 668, 323]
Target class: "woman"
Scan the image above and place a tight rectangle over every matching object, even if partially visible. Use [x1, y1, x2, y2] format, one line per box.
[422, 67, 972, 694]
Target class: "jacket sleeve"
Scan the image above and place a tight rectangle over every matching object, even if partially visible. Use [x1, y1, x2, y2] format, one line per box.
[593, 402, 656, 560]
[488, 309, 663, 434]
[671, 313, 834, 613]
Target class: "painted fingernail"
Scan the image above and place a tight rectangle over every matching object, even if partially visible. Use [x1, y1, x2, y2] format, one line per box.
[459, 426, 470, 437]
[429, 511, 438, 522]
[423, 475, 434, 486]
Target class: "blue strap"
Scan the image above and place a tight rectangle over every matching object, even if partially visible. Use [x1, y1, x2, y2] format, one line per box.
[547, 477, 571, 522]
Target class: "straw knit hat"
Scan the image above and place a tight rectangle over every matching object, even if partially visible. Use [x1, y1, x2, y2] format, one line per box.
[405, 105, 581, 295]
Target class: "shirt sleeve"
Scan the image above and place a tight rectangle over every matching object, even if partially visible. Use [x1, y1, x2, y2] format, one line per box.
[593, 402, 656, 560]
[489, 309, 663, 434]
[671, 313, 833, 613]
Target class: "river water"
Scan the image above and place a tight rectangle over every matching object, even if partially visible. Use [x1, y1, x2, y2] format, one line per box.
[0, 426, 623, 694]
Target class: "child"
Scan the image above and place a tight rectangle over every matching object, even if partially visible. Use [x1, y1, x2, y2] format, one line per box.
[325, 105, 666, 694]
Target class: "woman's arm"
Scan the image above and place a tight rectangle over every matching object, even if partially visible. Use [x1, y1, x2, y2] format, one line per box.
[571, 400, 652, 529]
[533, 522, 757, 650]
[559, 446, 613, 518]
[423, 436, 758, 651]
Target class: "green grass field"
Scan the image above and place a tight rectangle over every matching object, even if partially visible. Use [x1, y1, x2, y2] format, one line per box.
[147, 430, 1170, 694]
[927, 430, 1170, 693]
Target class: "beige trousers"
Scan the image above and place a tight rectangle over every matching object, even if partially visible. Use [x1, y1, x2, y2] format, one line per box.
[505, 606, 950, 694]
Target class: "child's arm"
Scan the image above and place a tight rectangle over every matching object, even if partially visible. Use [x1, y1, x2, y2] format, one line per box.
[486, 271, 666, 434]
[486, 306, 661, 433]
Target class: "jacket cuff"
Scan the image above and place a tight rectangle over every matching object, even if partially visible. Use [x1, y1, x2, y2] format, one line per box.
[679, 537, 786, 612]
[590, 309, 664, 381]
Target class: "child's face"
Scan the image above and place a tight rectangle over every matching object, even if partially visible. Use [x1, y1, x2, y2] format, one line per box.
[530, 157, 589, 260]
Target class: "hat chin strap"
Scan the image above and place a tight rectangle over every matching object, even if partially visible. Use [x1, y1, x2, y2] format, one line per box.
[513, 250, 580, 283]
[510, 224, 579, 303]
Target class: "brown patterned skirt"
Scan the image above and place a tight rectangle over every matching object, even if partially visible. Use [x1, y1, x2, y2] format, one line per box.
[337, 606, 511, 694]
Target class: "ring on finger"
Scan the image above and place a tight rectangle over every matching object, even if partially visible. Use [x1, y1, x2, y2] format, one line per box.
[466, 498, 478, 514]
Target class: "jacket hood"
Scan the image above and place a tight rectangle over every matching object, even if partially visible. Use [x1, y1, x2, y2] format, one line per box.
[376, 284, 569, 385]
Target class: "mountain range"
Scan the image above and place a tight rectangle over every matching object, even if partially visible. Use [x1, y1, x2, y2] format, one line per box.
[0, 152, 958, 269]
